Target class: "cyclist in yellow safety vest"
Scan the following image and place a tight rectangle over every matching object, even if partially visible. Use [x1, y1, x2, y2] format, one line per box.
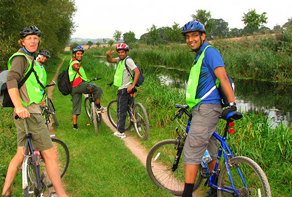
[2, 26, 68, 197]
[181, 21, 236, 197]
[68, 45, 104, 130]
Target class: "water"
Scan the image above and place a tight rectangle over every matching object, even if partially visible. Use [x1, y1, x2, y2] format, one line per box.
[155, 66, 292, 128]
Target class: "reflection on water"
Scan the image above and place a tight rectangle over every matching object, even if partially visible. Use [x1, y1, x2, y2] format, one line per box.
[154, 66, 292, 128]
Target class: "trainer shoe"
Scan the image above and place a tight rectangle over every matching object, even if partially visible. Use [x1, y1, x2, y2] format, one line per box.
[113, 131, 126, 139]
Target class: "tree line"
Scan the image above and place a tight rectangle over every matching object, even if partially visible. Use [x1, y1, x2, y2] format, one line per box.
[0, 0, 76, 70]
[107, 9, 292, 46]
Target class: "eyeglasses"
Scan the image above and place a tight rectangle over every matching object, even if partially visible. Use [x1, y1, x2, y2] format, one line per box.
[24, 36, 39, 42]
[185, 33, 201, 40]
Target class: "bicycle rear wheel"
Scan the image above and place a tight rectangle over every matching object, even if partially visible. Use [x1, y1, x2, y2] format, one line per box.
[47, 98, 59, 126]
[217, 156, 271, 197]
[107, 99, 132, 131]
[22, 156, 39, 197]
[146, 139, 203, 196]
[91, 102, 99, 135]
[133, 103, 149, 140]
[40, 138, 70, 188]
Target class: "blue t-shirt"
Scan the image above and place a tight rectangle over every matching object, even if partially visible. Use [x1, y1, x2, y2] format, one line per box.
[194, 43, 224, 107]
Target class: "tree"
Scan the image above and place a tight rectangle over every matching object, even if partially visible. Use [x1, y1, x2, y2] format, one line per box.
[147, 24, 160, 45]
[242, 9, 268, 30]
[113, 30, 122, 42]
[0, 0, 76, 70]
[283, 18, 292, 31]
[108, 39, 115, 47]
[229, 28, 242, 37]
[209, 19, 229, 38]
[123, 31, 136, 44]
[191, 10, 214, 33]
[96, 41, 101, 48]
[103, 38, 107, 43]
[87, 41, 93, 49]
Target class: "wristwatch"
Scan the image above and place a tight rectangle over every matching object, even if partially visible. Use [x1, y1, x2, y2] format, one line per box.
[229, 102, 236, 107]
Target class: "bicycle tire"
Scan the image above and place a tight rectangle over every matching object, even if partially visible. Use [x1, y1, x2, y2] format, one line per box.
[22, 156, 38, 197]
[84, 97, 91, 120]
[47, 98, 59, 126]
[107, 99, 132, 131]
[217, 156, 271, 197]
[133, 103, 149, 140]
[40, 138, 70, 188]
[91, 102, 98, 135]
[146, 139, 203, 196]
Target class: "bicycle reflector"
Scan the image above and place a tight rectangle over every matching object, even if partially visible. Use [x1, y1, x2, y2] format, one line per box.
[228, 122, 235, 134]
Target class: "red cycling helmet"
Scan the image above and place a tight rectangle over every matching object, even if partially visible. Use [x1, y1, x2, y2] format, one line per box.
[116, 43, 129, 51]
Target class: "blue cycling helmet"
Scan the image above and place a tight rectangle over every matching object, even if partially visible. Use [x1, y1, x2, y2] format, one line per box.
[181, 21, 205, 36]
[72, 45, 84, 54]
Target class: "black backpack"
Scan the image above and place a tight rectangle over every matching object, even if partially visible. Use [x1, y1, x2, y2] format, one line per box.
[58, 68, 74, 96]
[125, 57, 144, 87]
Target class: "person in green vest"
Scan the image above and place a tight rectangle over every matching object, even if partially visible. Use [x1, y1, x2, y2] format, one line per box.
[106, 43, 140, 139]
[181, 21, 237, 197]
[69, 45, 104, 130]
[2, 26, 68, 197]
[35, 49, 51, 92]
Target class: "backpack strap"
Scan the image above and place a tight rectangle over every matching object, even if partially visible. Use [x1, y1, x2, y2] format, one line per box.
[124, 57, 134, 78]
[18, 59, 35, 88]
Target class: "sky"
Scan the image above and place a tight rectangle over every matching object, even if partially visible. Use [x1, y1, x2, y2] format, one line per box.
[71, 0, 292, 39]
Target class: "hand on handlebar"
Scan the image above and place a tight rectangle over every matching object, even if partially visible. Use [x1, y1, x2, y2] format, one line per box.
[221, 106, 237, 120]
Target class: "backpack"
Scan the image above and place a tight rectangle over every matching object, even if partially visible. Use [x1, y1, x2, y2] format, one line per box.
[125, 57, 144, 87]
[57, 68, 73, 96]
[217, 75, 235, 107]
[0, 63, 35, 107]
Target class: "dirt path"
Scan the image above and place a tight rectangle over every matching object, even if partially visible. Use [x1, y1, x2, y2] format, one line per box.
[49, 58, 205, 196]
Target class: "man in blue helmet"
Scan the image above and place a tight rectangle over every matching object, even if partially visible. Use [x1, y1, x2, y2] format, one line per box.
[181, 21, 236, 197]
[69, 45, 105, 130]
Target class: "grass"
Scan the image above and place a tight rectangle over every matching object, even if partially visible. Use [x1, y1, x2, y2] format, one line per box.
[1, 45, 292, 196]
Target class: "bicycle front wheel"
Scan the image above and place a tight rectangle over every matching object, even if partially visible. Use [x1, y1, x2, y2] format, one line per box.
[47, 98, 59, 126]
[107, 99, 132, 131]
[91, 102, 98, 135]
[146, 139, 203, 196]
[133, 103, 149, 140]
[41, 138, 70, 188]
[22, 156, 38, 197]
[217, 156, 271, 197]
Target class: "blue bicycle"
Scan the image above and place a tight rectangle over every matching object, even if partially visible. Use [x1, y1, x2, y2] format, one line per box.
[146, 104, 271, 196]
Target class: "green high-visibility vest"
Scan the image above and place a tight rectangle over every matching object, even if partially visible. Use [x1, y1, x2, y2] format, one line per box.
[114, 59, 125, 87]
[8, 52, 46, 107]
[68, 59, 89, 82]
[186, 45, 217, 108]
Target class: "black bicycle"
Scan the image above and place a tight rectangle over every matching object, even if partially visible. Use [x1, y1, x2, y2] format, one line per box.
[20, 117, 69, 196]
[84, 78, 103, 135]
[107, 90, 149, 140]
[146, 104, 271, 196]
[40, 81, 59, 127]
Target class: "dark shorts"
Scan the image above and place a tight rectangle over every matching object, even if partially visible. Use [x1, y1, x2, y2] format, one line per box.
[183, 103, 222, 165]
[15, 114, 53, 151]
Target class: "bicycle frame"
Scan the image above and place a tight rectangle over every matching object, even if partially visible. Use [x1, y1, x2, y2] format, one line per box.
[173, 105, 247, 196]
[22, 120, 42, 192]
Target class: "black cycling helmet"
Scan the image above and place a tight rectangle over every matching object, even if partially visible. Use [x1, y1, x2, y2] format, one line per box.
[72, 45, 84, 54]
[181, 21, 206, 36]
[39, 49, 51, 58]
[20, 25, 41, 39]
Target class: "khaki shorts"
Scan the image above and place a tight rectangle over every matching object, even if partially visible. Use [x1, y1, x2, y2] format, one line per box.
[15, 114, 53, 151]
[183, 103, 222, 165]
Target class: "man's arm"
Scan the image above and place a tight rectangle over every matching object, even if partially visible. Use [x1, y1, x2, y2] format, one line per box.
[127, 67, 140, 93]
[106, 49, 117, 63]
[214, 67, 235, 103]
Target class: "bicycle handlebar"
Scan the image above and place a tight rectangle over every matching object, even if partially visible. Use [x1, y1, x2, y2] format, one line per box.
[46, 80, 56, 87]
[90, 78, 102, 82]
